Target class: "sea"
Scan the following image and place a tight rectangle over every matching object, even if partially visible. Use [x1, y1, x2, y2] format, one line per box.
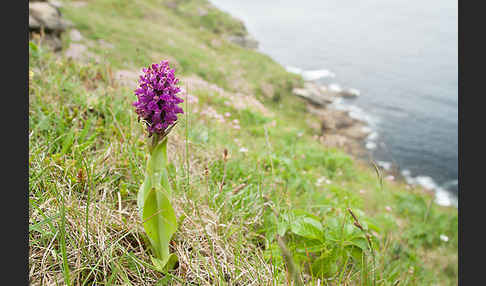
[209, 0, 458, 206]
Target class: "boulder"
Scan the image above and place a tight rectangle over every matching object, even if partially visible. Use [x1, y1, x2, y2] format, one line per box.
[320, 110, 356, 132]
[29, 14, 41, 29]
[337, 88, 360, 98]
[293, 82, 335, 107]
[69, 29, 83, 42]
[29, 2, 67, 32]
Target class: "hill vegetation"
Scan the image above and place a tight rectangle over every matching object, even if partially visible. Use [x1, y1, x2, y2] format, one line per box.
[29, 0, 458, 285]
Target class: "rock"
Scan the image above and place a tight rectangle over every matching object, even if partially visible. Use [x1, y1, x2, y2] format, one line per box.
[337, 88, 360, 98]
[114, 70, 142, 88]
[293, 82, 335, 107]
[30, 32, 63, 51]
[64, 43, 87, 60]
[29, 2, 67, 32]
[260, 83, 275, 98]
[29, 14, 41, 29]
[339, 124, 371, 140]
[49, 0, 63, 8]
[227, 35, 259, 49]
[69, 29, 83, 42]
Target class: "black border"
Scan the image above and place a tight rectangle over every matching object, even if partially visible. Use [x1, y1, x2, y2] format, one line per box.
[8, 0, 29, 284]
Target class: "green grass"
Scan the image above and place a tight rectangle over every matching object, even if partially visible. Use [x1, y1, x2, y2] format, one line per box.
[29, 0, 457, 285]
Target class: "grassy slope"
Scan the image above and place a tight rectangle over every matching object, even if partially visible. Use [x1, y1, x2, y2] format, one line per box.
[29, 0, 457, 285]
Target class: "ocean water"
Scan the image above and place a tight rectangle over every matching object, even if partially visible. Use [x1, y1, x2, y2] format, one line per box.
[209, 0, 458, 206]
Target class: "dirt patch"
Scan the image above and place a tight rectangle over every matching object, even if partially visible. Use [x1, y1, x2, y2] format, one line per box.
[114, 69, 141, 89]
[182, 75, 272, 117]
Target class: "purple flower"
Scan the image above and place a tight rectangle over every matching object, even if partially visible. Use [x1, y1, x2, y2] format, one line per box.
[133, 61, 184, 136]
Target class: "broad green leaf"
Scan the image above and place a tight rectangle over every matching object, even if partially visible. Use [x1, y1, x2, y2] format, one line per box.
[290, 216, 323, 240]
[139, 138, 178, 268]
[151, 253, 178, 272]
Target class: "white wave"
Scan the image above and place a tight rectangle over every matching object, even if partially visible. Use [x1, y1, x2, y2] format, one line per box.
[329, 83, 343, 93]
[443, 179, 459, 189]
[285, 66, 336, 81]
[331, 102, 378, 126]
[366, 142, 377, 150]
[377, 160, 392, 171]
[367, 131, 378, 141]
[400, 174, 458, 207]
[302, 69, 336, 81]
[401, 169, 412, 179]
[361, 126, 372, 133]
[347, 88, 361, 96]
[435, 187, 457, 207]
[285, 65, 303, 74]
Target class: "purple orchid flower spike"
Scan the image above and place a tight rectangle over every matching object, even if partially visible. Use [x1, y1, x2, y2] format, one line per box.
[133, 60, 184, 139]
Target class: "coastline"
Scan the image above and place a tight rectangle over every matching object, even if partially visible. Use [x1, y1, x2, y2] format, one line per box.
[204, 0, 457, 208]
[289, 75, 458, 207]
[30, 0, 458, 284]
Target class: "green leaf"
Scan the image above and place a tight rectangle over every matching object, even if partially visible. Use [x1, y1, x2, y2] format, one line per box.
[29, 41, 38, 52]
[138, 138, 178, 269]
[60, 128, 75, 156]
[29, 213, 59, 235]
[151, 253, 178, 272]
[142, 186, 177, 266]
[290, 216, 323, 240]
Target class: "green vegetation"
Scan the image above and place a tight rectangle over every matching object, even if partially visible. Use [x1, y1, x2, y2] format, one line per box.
[29, 0, 457, 285]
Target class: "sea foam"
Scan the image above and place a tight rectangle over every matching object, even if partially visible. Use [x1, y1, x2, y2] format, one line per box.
[285, 66, 336, 81]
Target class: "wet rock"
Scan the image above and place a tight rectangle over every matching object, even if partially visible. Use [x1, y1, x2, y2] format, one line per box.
[337, 88, 360, 98]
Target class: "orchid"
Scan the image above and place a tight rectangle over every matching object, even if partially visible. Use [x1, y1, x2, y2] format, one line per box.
[133, 61, 183, 271]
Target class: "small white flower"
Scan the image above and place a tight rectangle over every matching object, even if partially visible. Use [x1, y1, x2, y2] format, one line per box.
[359, 189, 366, 194]
[440, 234, 449, 242]
[385, 206, 392, 212]
[297, 132, 304, 137]
[233, 125, 241, 130]
[385, 175, 395, 181]
[224, 112, 231, 117]
[239, 147, 248, 153]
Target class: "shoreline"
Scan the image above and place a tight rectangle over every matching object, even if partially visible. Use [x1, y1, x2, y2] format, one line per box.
[203, 0, 458, 208]
[291, 78, 458, 207]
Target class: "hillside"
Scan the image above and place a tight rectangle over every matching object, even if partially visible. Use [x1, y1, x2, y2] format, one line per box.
[29, 0, 458, 285]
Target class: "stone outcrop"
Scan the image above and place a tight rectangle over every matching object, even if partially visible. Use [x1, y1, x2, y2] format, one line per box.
[292, 82, 336, 107]
[294, 81, 370, 157]
[227, 34, 259, 50]
[29, 0, 71, 51]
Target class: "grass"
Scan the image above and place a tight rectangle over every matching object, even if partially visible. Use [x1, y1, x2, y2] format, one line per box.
[29, 0, 457, 285]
